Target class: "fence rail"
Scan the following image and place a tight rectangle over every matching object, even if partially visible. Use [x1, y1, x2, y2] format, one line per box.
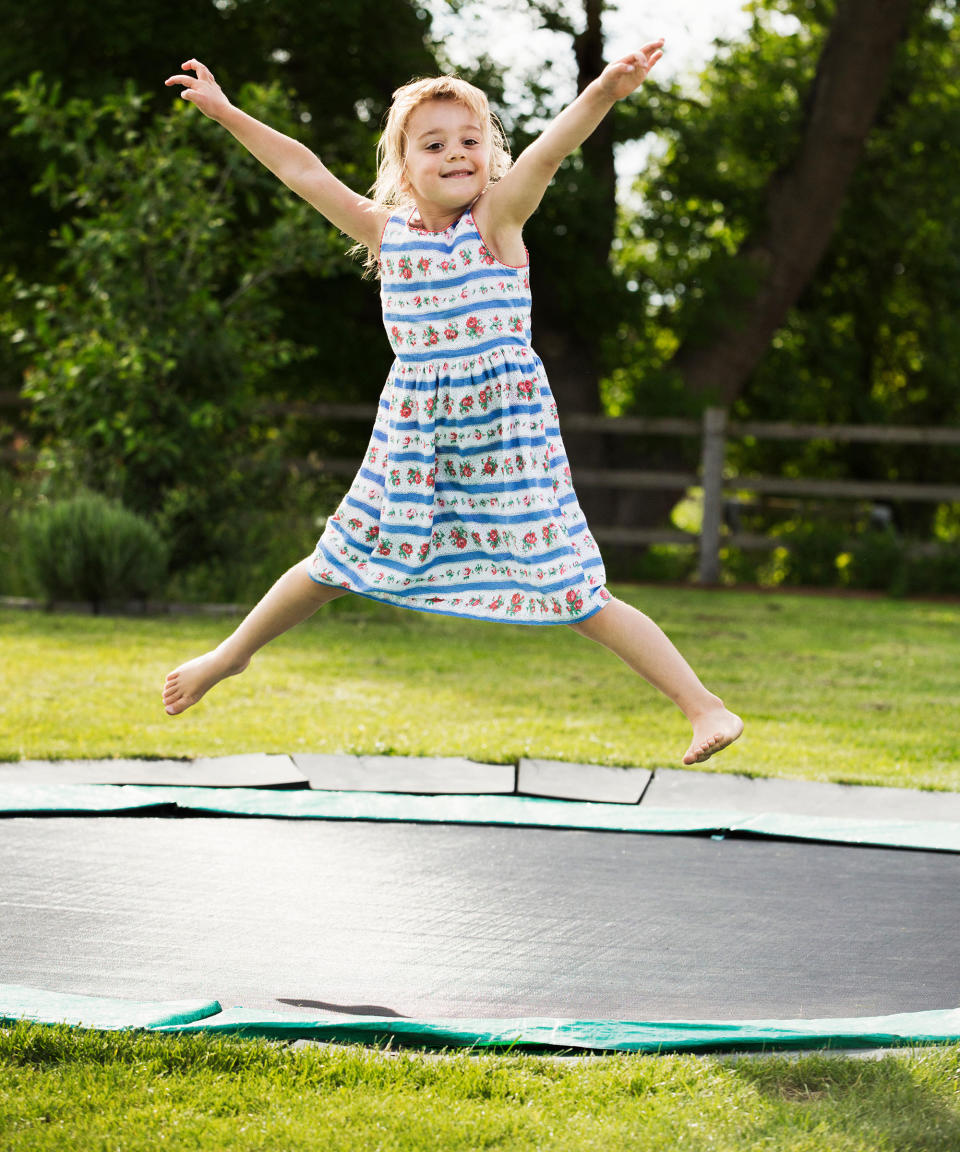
[263, 402, 960, 583]
[5, 394, 958, 584]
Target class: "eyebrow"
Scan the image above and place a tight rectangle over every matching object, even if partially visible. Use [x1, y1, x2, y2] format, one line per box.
[415, 124, 483, 141]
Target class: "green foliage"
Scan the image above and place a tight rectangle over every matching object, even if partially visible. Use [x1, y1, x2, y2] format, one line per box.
[0, 1, 438, 583]
[0, 0, 435, 278]
[618, 0, 960, 506]
[843, 531, 960, 598]
[6, 77, 348, 568]
[163, 495, 340, 606]
[611, 3, 828, 415]
[627, 8, 823, 345]
[733, 2, 960, 537]
[18, 492, 168, 609]
[735, 517, 960, 596]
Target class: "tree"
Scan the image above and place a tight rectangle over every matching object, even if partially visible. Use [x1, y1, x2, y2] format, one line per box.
[622, 0, 960, 533]
[7, 79, 346, 568]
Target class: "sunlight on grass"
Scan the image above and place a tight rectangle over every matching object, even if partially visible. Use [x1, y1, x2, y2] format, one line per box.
[1, 1023, 959, 1152]
[1, 586, 958, 790]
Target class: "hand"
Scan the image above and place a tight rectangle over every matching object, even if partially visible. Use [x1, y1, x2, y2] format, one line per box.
[596, 40, 665, 101]
[164, 59, 232, 121]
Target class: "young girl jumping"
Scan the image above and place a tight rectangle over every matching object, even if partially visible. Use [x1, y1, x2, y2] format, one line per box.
[162, 46, 743, 766]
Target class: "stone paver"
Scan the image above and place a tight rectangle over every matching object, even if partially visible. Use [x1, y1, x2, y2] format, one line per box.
[517, 759, 651, 805]
[644, 767, 960, 823]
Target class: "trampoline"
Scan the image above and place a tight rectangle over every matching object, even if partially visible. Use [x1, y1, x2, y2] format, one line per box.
[2, 754, 959, 1054]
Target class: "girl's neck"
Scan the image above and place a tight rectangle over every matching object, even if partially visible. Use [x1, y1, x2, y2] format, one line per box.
[408, 193, 480, 234]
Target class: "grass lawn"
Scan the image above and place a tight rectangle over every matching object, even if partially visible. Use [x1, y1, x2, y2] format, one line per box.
[1, 1023, 959, 1152]
[2, 585, 959, 1150]
[0, 584, 958, 789]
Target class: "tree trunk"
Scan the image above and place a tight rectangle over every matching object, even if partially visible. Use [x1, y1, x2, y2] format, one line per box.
[531, 0, 616, 521]
[673, 0, 917, 404]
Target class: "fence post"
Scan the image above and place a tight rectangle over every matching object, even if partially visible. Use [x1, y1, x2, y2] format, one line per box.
[698, 407, 727, 585]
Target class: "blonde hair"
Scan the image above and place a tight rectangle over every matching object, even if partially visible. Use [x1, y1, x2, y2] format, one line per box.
[353, 75, 512, 271]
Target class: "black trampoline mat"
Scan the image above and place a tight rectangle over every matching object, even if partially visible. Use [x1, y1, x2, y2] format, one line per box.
[2, 817, 957, 1021]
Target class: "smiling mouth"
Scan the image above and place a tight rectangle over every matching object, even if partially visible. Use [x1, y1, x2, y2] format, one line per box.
[442, 170, 474, 178]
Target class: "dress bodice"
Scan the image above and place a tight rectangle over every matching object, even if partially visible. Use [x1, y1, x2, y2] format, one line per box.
[378, 209, 532, 365]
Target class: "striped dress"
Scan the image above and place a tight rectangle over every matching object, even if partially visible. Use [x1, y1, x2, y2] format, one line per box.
[307, 207, 610, 625]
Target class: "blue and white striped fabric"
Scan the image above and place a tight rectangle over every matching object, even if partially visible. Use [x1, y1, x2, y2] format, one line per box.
[308, 208, 610, 624]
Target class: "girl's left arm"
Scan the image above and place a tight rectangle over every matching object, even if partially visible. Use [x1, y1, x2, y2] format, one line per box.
[480, 42, 664, 241]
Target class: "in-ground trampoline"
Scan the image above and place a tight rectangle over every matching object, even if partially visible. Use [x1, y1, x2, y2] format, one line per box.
[2, 754, 959, 1053]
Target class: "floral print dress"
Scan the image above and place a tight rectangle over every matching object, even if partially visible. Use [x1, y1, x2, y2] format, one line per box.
[307, 208, 610, 624]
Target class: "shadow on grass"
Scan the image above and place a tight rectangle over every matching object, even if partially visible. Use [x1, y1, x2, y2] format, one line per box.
[726, 1047, 960, 1151]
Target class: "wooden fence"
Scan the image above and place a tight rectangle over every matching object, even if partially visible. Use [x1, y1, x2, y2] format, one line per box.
[262, 401, 960, 584]
[5, 388, 960, 585]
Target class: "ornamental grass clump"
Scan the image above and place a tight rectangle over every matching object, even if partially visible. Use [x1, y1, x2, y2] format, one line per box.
[19, 492, 169, 612]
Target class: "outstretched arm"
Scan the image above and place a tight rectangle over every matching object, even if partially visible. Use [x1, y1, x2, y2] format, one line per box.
[165, 60, 387, 252]
[481, 42, 664, 239]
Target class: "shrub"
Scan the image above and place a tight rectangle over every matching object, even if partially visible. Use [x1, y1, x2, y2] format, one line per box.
[763, 520, 849, 587]
[18, 493, 169, 611]
[842, 528, 908, 595]
[903, 542, 960, 597]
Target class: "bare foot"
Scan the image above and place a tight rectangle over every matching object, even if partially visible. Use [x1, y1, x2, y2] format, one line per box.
[682, 706, 744, 766]
[162, 648, 249, 716]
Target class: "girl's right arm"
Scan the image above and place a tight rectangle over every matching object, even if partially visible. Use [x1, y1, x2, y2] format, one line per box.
[165, 60, 388, 252]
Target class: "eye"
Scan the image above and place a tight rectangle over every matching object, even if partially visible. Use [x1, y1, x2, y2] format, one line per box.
[424, 142, 443, 151]
[464, 138, 480, 147]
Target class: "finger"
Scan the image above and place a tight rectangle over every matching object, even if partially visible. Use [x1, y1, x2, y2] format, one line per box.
[641, 38, 665, 53]
[164, 74, 199, 87]
[182, 59, 215, 83]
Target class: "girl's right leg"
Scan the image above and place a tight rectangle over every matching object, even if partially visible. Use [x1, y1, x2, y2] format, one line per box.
[162, 559, 346, 715]
[569, 596, 743, 765]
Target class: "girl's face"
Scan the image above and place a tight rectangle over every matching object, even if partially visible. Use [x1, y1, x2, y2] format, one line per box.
[402, 99, 490, 218]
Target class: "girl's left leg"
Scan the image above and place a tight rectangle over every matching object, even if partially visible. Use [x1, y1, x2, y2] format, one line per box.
[569, 596, 743, 765]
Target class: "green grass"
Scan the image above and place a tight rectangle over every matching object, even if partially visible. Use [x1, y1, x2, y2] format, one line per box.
[1, 1023, 959, 1151]
[1, 585, 958, 789]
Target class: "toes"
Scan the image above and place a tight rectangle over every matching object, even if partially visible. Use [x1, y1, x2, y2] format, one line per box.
[684, 735, 724, 765]
[162, 673, 188, 714]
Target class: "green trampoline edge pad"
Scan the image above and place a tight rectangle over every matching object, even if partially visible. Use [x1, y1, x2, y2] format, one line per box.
[0, 985, 221, 1030]
[157, 1006, 960, 1053]
[2, 988, 959, 1053]
[2, 784, 960, 853]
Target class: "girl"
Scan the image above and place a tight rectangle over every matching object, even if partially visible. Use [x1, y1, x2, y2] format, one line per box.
[162, 48, 743, 766]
